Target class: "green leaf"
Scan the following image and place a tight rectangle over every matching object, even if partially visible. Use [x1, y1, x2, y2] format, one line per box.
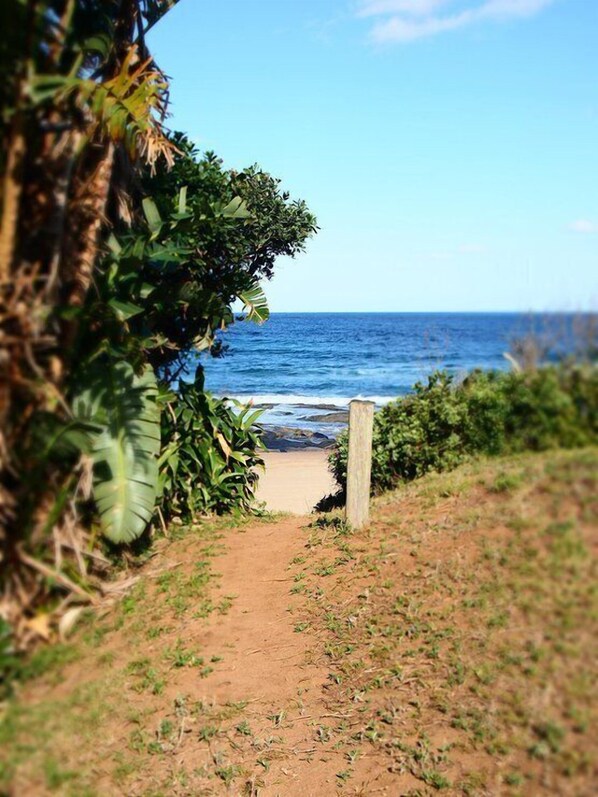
[107, 233, 122, 255]
[142, 197, 163, 236]
[239, 283, 270, 324]
[108, 299, 144, 321]
[178, 185, 188, 215]
[221, 196, 251, 219]
[239, 407, 264, 431]
[139, 282, 155, 299]
[73, 362, 161, 544]
[82, 33, 112, 61]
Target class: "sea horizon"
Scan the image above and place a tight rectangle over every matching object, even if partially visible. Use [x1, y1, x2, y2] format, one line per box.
[241, 309, 591, 315]
[195, 311, 589, 439]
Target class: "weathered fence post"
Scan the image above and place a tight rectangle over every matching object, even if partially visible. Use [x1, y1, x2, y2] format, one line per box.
[345, 399, 375, 529]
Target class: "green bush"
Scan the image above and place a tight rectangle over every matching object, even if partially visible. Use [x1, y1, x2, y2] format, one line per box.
[330, 365, 598, 494]
[158, 382, 265, 520]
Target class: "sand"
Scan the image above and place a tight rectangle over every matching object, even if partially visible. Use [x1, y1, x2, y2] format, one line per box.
[255, 449, 337, 514]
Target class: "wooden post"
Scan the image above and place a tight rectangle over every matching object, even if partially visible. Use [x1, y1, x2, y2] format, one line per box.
[345, 399, 375, 529]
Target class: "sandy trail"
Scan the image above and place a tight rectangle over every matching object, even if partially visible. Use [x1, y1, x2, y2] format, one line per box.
[255, 450, 337, 514]
[189, 516, 367, 796]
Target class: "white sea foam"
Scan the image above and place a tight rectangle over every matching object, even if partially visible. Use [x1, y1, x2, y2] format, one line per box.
[219, 394, 396, 407]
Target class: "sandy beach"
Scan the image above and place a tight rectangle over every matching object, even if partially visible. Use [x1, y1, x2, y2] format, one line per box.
[255, 449, 337, 514]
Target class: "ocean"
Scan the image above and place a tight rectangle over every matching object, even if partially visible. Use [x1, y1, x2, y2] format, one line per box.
[195, 312, 570, 438]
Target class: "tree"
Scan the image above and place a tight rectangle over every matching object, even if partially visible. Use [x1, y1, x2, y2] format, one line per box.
[0, 0, 177, 643]
[84, 134, 318, 381]
[0, 3, 317, 657]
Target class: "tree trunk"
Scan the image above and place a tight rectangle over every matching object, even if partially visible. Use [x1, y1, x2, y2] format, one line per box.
[63, 141, 115, 309]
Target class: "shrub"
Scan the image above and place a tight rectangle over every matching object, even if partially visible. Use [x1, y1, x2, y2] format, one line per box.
[330, 365, 598, 494]
[158, 382, 265, 520]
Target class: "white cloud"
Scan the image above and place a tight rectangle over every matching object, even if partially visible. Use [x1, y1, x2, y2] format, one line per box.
[357, 0, 556, 43]
[569, 219, 598, 234]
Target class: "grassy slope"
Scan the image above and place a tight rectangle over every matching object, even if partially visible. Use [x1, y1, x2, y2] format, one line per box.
[297, 448, 597, 795]
[0, 449, 596, 796]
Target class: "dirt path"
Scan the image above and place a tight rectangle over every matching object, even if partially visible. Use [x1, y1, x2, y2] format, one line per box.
[201, 519, 320, 705]
[186, 517, 361, 796]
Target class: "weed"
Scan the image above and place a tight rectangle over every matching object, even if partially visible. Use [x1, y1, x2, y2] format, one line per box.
[165, 642, 203, 669]
[198, 725, 219, 741]
[421, 770, 450, 789]
[490, 472, 522, 493]
[215, 764, 241, 786]
[267, 709, 286, 727]
[43, 757, 76, 789]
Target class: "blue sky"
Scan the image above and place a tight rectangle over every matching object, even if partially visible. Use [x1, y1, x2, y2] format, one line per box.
[150, 0, 597, 312]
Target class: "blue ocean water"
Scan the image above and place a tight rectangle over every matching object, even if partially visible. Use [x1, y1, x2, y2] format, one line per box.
[195, 312, 547, 435]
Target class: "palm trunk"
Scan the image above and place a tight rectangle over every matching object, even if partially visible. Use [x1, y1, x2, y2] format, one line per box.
[64, 141, 115, 308]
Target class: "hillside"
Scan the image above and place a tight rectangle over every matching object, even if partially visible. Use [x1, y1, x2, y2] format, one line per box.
[1, 449, 596, 796]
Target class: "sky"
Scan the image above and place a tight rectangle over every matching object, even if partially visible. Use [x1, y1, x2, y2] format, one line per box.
[149, 0, 597, 312]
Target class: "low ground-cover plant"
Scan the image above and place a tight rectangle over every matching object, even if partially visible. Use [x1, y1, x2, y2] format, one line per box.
[330, 364, 598, 493]
[158, 380, 264, 520]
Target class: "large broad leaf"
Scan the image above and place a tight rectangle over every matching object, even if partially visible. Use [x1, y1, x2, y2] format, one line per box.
[239, 282, 270, 323]
[73, 362, 161, 544]
[142, 197, 163, 237]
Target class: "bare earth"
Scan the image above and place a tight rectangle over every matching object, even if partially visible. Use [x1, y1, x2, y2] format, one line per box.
[255, 450, 337, 515]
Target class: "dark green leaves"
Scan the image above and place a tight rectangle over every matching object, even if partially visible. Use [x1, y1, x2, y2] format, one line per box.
[330, 365, 598, 495]
[74, 362, 161, 544]
[108, 299, 144, 321]
[159, 384, 264, 519]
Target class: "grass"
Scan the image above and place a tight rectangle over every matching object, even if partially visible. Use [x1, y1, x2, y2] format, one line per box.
[0, 516, 253, 795]
[293, 448, 597, 795]
[0, 450, 596, 795]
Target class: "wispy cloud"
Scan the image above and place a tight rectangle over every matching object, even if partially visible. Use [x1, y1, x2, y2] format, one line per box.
[357, 0, 556, 43]
[569, 219, 598, 234]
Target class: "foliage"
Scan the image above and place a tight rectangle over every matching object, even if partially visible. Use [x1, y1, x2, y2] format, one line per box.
[0, 0, 178, 659]
[132, 134, 317, 376]
[35, 45, 174, 169]
[70, 134, 317, 384]
[0, 0, 316, 667]
[62, 137, 316, 533]
[158, 380, 264, 519]
[330, 365, 598, 493]
[73, 361, 161, 544]
[146, 133, 317, 278]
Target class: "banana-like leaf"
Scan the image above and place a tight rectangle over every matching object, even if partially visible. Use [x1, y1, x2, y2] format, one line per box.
[74, 362, 161, 544]
[142, 197, 163, 236]
[239, 283, 270, 324]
